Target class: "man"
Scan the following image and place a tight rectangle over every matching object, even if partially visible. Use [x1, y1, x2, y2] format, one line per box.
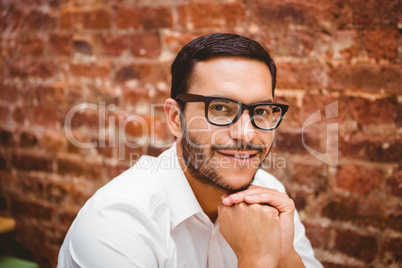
[58, 33, 322, 267]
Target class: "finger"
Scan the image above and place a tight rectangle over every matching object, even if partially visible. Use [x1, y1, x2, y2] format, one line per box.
[226, 187, 287, 204]
[243, 193, 295, 214]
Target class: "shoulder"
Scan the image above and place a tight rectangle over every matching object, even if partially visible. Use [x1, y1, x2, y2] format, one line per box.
[58, 155, 173, 267]
[92, 155, 168, 214]
[252, 169, 287, 193]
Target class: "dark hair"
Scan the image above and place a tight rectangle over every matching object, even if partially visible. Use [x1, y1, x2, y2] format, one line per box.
[170, 33, 276, 99]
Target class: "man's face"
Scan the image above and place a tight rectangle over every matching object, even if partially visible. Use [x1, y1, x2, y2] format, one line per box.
[177, 57, 275, 193]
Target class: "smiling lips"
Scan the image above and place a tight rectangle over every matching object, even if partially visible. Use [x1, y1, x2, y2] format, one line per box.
[218, 150, 259, 161]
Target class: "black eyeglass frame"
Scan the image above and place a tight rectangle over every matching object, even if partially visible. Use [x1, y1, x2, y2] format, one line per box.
[175, 93, 289, 131]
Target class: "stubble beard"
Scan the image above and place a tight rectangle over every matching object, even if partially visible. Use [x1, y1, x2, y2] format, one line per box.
[180, 125, 271, 194]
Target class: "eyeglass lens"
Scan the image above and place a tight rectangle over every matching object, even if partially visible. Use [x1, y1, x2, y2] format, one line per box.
[207, 99, 282, 129]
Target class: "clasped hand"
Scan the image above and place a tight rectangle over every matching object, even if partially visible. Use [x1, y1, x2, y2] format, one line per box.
[218, 185, 304, 268]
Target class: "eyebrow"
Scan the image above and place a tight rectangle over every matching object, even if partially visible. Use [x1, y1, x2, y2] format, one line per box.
[211, 95, 274, 104]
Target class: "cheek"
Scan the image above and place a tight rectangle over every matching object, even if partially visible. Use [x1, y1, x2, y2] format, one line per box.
[259, 131, 274, 145]
[210, 127, 231, 146]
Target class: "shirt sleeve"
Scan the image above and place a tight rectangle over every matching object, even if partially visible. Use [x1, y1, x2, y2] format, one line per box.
[57, 197, 169, 268]
[293, 209, 324, 268]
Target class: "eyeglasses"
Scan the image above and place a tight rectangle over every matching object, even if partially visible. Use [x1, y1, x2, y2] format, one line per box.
[175, 93, 289, 131]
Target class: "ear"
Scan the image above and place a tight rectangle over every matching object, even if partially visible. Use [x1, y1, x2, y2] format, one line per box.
[164, 98, 182, 139]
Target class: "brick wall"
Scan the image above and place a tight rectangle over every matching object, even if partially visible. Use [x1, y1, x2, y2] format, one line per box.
[0, 0, 401, 267]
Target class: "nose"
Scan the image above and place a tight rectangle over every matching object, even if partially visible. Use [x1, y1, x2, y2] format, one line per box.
[229, 110, 256, 143]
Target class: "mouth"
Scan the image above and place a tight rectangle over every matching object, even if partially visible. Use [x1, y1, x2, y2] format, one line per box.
[217, 150, 259, 162]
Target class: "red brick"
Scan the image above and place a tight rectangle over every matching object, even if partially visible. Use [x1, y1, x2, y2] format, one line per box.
[70, 62, 110, 78]
[63, 105, 100, 131]
[164, 32, 195, 55]
[336, 164, 382, 195]
[255, 1, 334, 28]
[17, 34, 44, 56]
[115, 66, 140, 83]
[0, 129, 14, 147]
[122, 87, 149, 109]
[59, 205, 80, 227]
[12, 152, 53, 172]
[361, 28, 399, 61]
[387, 168, 402, 197]
[0, 106, 10, 123]
[91, 86, 119, 106]
[330, 64, 402, 94]
[384, 237, 402, 262]
[286, 190, 307, 211]
[397, 100, 402, 129]
[19, 175, 46, 199]
[25, 9, 56, 31]
[335, 230, 377, 262]
[116, 6, 173, 29]
[42, 131, 65, 153]
[21, 84, 66, 107]
[72, 38, 93, 55]
[348, 97, 397, 126]
[0, 80, 17, 102]
[83, 7, 112, 29]
[386, 206, 402, 232]
[57, 155, 103, 181]
[276, 62, 328, 90]
[92, 137, 115, 158]
[20, 132, 39, 148]
[132, 33, 161, 58]
[61, 7, 112, 29]
[46, 181, 68, 203]
[0, 153, 6, 170]
[13, 106, 58, 127]
[290, 162, 328, 193]
[11, 199, 55, 221]
[315, 30, 357, 60]
[100, 34, 129, 57]
[303, 222, 331, 249]
[271, 30, 314, 57]
[334, 0, 400, 26]
[301, 94, 339, 123]
[121, 145, 145, 163]
[0, 195, 7, 211]
[61, 8, 81, 29]
[65, 131, 97, 156]
[131, 62, 170, 83]
[322, 197, 388, 229]
[340, 133, 401, 163]
[49, 33, 72, 55]
[0, 5, 25, 33]
[179, 2, 246, 28]
[120, 114, 152, 138]
[147, 146, 166, 157]
[275, 128, 320, 154]
[151, 116, 172, 142]
[66, 180, 97, 204]
[115, 6, 141, 29]
[9, 59, 54, 78]
[106, 162, 130, 179]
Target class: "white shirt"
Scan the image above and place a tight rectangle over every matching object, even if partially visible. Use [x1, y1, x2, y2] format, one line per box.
[58, 144, 323, 268]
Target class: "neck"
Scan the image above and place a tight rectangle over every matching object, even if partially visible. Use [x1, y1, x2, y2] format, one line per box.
[177, 146, 225, 223]
[185, 171, 225, 223]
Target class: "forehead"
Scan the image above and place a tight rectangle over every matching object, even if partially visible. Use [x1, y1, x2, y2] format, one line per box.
[188, 57, 273, 103]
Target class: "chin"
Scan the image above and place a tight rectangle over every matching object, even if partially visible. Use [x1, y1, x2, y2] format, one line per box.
[217, 168, 256, 191]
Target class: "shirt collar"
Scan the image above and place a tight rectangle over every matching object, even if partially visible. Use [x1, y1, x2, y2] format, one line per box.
[158, 143, 203, 230]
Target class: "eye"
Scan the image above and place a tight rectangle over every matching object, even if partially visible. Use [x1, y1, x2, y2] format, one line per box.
[211, 104, 229, 112]
[255, 108, 269, 115]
